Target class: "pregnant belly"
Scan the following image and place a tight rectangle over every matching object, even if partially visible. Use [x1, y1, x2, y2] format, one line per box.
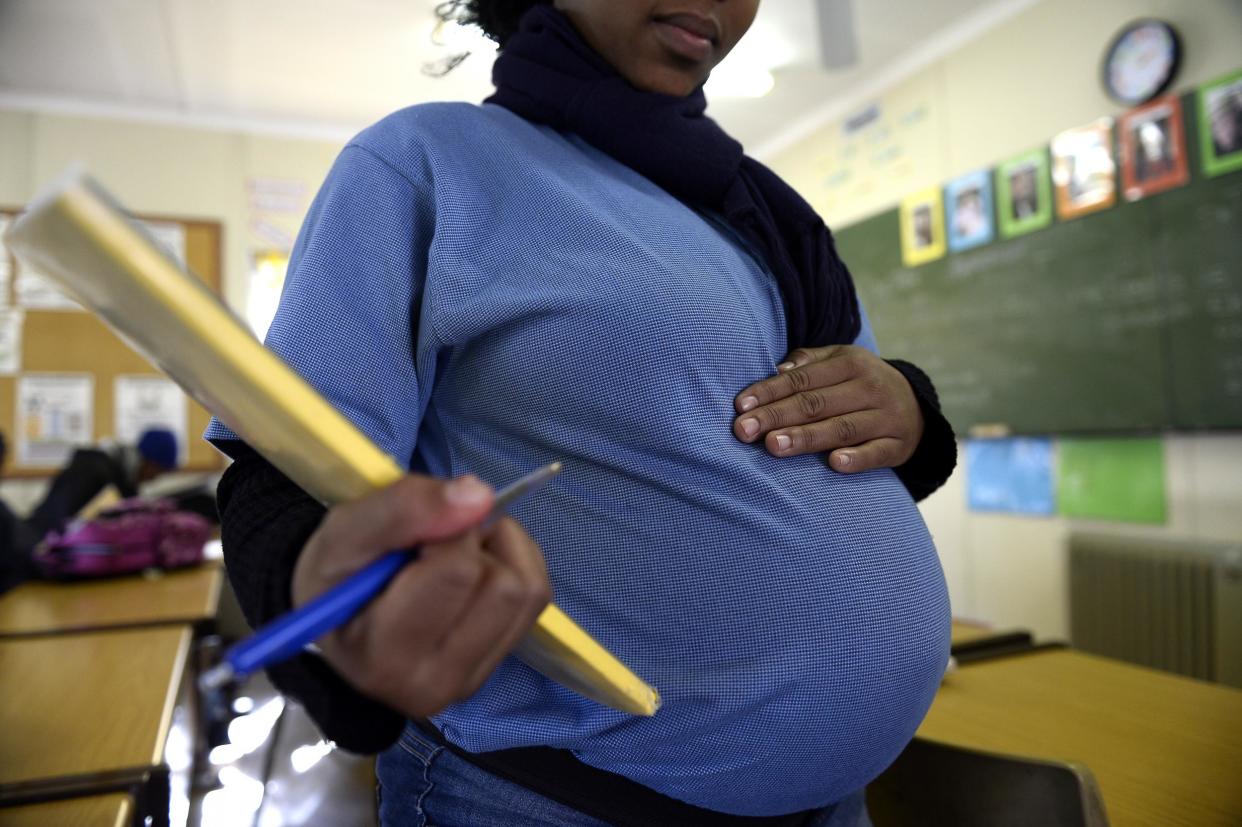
[435, 416, 950, 815]
[550, 463, 952, 816]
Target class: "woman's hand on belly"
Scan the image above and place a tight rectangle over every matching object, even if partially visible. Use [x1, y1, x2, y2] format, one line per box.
[732, 345, 924, 473]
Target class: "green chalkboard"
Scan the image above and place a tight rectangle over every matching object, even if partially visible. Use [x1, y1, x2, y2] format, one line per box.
[1147, 173, 1242, 429]
[836, 105, 1242, 434]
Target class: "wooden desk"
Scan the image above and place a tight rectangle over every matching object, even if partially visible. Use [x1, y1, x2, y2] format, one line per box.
[950, 620, 996, 645]
[918, 649, 1242, 826]
[948, 620, 1036, 663]
[0, 562, 223, 638]
[0, 626, 190, 788]
[0, 793, 132, 827]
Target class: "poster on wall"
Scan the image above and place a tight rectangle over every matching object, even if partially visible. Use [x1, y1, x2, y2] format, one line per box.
[899, 186, 946, 267]
[1051, 119, 1117, 221]
[1058, 438, 1166, 524]
[246, 177, 308, 216]
[1198, 68, 1242, 178]
[15, 258, 85, 312]
[995, 150, 1053, 239]
[1119, 96, 1190, 201]
[0, 309, 24, 375]
[114, 375, 188, 464]
[16, 374, 94, 467]
[802, 81, 941, 224]
[965, 437, 1055, 516]
[945, 170, 996, 253]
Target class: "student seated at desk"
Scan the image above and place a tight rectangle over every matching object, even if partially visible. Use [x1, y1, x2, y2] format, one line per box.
[0, 499, 35, 594]
[0, 432, 39, 594]
[26, 427, 180, 537]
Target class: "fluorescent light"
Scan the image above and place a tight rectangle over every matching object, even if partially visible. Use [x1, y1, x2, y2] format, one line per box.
[706, 64, 775, 99]
[706, 19, 789, 99]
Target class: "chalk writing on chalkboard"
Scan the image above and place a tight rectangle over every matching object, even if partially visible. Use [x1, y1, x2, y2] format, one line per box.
[837, 146, 1242, 433]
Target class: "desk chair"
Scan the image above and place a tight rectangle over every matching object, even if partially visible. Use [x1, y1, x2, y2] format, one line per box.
[866, 737, 1109, 827]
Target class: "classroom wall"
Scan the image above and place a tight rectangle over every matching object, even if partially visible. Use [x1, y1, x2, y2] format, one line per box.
[3, 0, 1240, 638]
[0, 109, 345, 510]
[767, 0, 1242, 638]
[0, 110, 343, 309]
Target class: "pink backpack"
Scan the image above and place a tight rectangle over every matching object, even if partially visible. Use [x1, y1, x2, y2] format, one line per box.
[37, 498, 211, 579]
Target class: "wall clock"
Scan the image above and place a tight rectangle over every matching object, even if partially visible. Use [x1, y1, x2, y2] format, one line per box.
[1103, 20, 1182, 107]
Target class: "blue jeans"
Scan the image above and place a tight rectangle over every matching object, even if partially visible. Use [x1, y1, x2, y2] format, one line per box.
[376, 724, 873, 827]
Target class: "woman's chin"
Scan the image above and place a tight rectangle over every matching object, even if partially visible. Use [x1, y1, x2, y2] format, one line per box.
[625, 65, 705, 98]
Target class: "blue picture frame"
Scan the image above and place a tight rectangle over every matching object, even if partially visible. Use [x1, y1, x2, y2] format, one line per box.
[945, 170, 996, 253]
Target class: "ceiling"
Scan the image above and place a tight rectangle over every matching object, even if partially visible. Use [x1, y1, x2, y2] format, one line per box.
[0, 0, 1022, 153]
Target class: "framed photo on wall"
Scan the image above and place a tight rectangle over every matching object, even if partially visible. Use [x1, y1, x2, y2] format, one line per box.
[945, 170, 996, 252]
[899, 187, 947, 268]
[995, 150, 1053, 239]
[1052, 119, 1117, 220]
[1199, 68, 1242, 178]
[1119, 96, 1190, 201]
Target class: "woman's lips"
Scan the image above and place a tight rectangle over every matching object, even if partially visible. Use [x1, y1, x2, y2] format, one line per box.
[652, 14, 718, 63]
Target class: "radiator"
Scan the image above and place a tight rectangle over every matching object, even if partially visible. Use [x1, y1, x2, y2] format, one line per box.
[1069, 533, 1242, 689]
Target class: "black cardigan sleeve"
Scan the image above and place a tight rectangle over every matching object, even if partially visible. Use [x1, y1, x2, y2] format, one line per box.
[886, 359, 958, 502]
[215, 441, 405, 753]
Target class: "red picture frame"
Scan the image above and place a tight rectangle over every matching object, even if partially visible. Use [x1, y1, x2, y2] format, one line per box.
[1119, 95, 1190, 201]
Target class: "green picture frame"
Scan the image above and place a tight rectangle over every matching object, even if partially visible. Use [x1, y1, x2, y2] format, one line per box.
[1198, 68, 1242, 178]
[995, 149, 1053, 238]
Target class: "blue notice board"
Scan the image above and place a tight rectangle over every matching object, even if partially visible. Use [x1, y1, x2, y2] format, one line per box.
[966, 437, 1055, 515]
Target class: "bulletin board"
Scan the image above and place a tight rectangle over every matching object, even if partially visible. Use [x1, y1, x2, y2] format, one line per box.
[0, 206, 226, 477]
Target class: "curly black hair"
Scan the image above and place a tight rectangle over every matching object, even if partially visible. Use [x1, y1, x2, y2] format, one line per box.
[435, 0, 551, 47]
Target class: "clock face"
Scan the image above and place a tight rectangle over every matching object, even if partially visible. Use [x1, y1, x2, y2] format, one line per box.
[1104, 20, 1181, 106]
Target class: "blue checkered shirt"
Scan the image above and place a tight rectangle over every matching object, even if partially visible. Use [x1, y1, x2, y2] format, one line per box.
[207, 103, 949, 816]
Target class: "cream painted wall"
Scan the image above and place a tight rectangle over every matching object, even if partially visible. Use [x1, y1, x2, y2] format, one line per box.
[942, 0, 1242, 178]
[773, 0, 1242, 229]
[0, 110, 344, 509]
[770, 0, 1242, 638]
[8, 113, 343, 310]
[0, 110, 34, 204]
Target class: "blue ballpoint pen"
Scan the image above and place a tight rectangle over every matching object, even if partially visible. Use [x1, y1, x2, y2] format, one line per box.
[199, 462, 563, 691]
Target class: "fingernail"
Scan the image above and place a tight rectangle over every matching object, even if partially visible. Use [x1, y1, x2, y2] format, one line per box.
[835, 452, 852, 468]
[774, 434, 791, 451]
[445, 475, 491, 506]
[740, 418, 759, 438]
[739, 395, 759, 412]
[777, 362, 795, 372]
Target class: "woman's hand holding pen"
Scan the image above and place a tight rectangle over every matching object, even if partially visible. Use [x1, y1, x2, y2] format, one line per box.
[732, 345, 925, 473]
[292, 474, 552, 718]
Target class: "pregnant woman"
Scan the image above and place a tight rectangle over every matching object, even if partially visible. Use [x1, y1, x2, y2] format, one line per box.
[208, 2, 955, 825]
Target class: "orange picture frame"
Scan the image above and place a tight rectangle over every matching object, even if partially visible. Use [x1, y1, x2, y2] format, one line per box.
[1051, 119, 1117, 221]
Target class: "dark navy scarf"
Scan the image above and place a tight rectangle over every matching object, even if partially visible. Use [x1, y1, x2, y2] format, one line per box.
[485, 5, 861, 351]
